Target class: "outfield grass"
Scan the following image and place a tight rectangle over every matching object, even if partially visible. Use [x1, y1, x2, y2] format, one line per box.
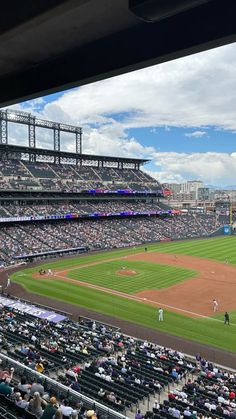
[11, 235, 236, 353]
[16, 235, 236, 272]
[68, 260, 196, 293]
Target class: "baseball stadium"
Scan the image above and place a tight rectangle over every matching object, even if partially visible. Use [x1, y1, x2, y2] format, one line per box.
[1, 1, 236, 419]
[0, 108, 235, 419]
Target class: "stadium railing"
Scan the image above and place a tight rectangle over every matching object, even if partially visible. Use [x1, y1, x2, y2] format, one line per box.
[78, 315, 121, 332]
[0, 353, 129, 419]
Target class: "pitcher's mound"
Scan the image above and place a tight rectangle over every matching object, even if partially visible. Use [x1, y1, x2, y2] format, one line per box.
[117, 269, 137, 276]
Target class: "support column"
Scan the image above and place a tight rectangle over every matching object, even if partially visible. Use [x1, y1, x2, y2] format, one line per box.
[76, 128, 82, 154]
[54, 124, 60, 164]
[28, 115, 36, 148]
[0, 111, 8, 144]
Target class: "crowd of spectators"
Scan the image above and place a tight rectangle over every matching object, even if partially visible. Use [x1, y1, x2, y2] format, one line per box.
[0, 212, 222, 263]
[0, 301, 197, 418]
[0, 200, 164, 218]
[2, 298, 235, 419]
[147, 353, 236, 419]
[194, 214, 220, 234]
[0, 158, 161, 193]
[0, 296, 235, 419]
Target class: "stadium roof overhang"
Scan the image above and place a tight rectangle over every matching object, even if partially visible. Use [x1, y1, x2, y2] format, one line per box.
[0, 0, 236, 107]
[0, 143, 149, 167]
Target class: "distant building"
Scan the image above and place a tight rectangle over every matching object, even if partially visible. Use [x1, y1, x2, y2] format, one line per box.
[198, 187, 210, 201]
[181, 181, 204, 199]
[162, 183, 181, 198]
[226, 190, 236, 201]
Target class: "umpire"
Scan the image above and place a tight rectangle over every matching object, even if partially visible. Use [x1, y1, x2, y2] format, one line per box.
[224, 312, 230, 325]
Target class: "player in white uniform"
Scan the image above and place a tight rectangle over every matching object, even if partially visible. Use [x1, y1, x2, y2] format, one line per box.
[158, 308, 164, 321]
[213, 299, 219, 312]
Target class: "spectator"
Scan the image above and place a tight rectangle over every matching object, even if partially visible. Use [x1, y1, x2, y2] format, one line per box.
[86, 410, 97, 419]
[30, 376, 45, 396]
[28, 391, 46, 418]
[15, 392, 30, 409]
[18, 375, 31, 394]
[41, 396, 58, 419]
[59, 399, 77, 417]
[0, 377, 13, 396]
[135, 409, 143, 419]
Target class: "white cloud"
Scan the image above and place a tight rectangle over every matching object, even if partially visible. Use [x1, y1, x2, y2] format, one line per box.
[7, 42, 236, 186]
[150, 152, 236, 186]
[144, 169, 185, 184]
[33, 42, 236, 132]
[82, 122, 155, 158]
[185, 131, 207, 138]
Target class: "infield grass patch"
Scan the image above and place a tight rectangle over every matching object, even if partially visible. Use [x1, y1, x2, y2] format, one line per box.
[67, 260, 196, 293]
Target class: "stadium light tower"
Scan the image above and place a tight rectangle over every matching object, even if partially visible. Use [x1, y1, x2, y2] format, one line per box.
[229, 198, 233, 227]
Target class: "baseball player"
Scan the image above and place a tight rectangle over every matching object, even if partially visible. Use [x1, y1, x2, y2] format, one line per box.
[213, 299, 219, 312]
[158, 308, 164, 321]
[6, 276, 10, 288]
[224, 312, 230, 325]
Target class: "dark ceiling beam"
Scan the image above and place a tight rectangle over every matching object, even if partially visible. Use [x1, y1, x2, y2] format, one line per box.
[0, 0, 236, 106]
[129, 0, 212, 23]
[0, 0, 68, 36]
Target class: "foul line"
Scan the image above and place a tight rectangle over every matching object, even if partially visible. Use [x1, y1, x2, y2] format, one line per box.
[52, 273, 233, 325]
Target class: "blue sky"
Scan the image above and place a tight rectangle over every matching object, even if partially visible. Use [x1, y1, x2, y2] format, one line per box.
[128, 127, 236, 154]
[10, 42, 236, 186]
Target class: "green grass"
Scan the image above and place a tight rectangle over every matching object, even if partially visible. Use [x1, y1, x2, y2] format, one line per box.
[10, 272, 236, 353]
[19, 235, 236, 273]
[11, 235, 236, 353]
[68, 260, 196, 293]
[151, 236, 236, 263]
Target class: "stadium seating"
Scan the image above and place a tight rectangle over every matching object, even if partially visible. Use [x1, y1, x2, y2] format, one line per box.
[146, 361, 236, 419]
[0, 293, 235, 419]
[0, 212, 222, 264]
[0, 156, 224, 269]
[0, 159, 161, 193]
[2, 296, 234, 419]
[0, 297, 198, 419]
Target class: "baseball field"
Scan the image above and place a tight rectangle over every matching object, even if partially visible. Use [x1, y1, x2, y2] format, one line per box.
[11, 235, 236, 353]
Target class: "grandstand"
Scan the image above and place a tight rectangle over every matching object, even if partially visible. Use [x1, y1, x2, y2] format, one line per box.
[0, 146, 161, 194]
[0, 110, 224, 265]
[0, 294, 197, 419]
[0, 294, 235, 419]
